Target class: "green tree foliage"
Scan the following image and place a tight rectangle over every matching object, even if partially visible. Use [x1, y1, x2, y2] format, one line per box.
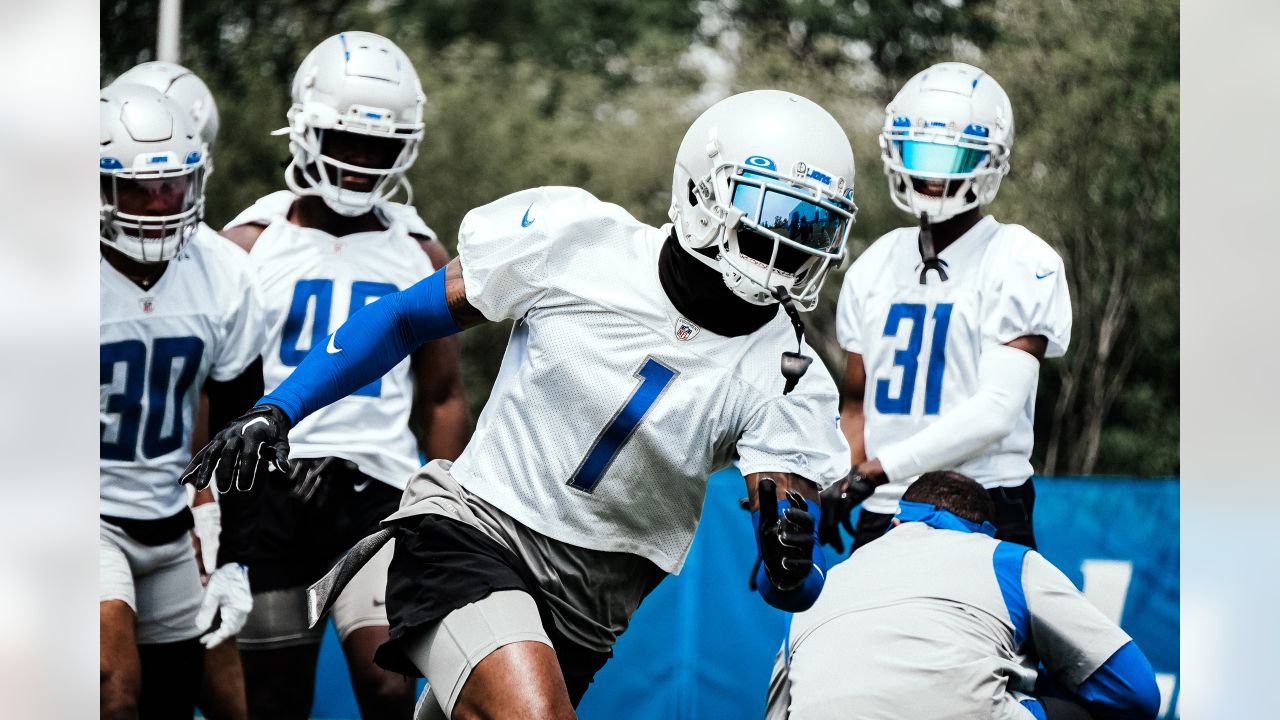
[100, 0, 1176, 474]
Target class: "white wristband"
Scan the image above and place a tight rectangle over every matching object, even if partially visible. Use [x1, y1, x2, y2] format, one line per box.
[191, 501, 222, 573]
[876, 343, 1040, 482]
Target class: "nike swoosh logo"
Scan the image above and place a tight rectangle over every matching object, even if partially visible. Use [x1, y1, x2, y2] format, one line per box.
[352, 479, 371, 492]
[521, 203, 535, 228]
[241, 417, 269, 435]
[1035, 270, 1055, 280]
[326, 333, 342, 354]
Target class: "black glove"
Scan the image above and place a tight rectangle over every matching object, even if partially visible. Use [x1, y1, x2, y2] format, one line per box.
[756, 477, 816, 592]
[181, 405, 293, 492]
[818, 471, 879, 554]
[289, 456, 360, 505]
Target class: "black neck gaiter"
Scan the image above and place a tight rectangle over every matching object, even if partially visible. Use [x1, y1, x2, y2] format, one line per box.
[657, 231, 778, 337]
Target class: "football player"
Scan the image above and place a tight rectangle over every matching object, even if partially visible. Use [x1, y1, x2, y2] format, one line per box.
[217, 32, 469, 720]
[186, 88, 855, 719]
[821, 62, 1072, 554]
[111, 59, 250, 720]
[99, 83, 266, 719]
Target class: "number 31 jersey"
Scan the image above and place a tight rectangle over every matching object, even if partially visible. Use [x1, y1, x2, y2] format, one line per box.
[835, 216, 1072, 514]
[224, 192, 438, 490]
[441, 186, 850, 574]
[100, 226, 266, 520]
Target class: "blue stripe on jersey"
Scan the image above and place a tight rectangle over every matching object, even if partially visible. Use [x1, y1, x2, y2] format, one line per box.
[568, 357, 677, 493]
[1020, 697, 1048, 720]
[993, 541, 1032, 648]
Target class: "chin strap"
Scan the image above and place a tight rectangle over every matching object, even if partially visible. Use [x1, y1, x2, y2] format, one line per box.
[918, 212, 949, 284]
[772, 286, 813, 395]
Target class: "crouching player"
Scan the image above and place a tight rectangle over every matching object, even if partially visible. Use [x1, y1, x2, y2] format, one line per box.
[186, 90, 857, 718]
[769, 471, 1159, 720]
[99, 84, 266, 718]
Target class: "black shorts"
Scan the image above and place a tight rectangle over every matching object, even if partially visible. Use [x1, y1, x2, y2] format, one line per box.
[250, 457, 403, 593]
[851, 477, 1038, 552]
[374, 513, 611, 706]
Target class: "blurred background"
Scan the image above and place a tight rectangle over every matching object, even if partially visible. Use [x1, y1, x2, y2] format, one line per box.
[100, 0, 1179, 479]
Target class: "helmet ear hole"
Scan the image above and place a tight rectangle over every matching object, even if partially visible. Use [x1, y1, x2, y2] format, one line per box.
[688, 179, 699, 207]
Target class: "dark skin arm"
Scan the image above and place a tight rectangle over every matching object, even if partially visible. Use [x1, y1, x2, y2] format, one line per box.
[410, 235, 472, 461]
[742, 471, 820, 511]
[848, 334, 1048, 481]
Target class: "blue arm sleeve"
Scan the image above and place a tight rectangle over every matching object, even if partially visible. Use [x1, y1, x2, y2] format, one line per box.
[1076, 641, 1161, 720]
[751, 498, 828, 613]
[260, 267, 461, 424]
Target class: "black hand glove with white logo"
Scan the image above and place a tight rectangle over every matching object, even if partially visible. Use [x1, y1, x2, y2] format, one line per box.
[755, 477, 817, 592]
[182, 405, 293, 493]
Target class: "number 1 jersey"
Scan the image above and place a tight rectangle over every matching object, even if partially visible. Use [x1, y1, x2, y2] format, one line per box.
[835, 216, 1072, 513]
[100, 226, 266, 520]
[442, 187, 850, 574]
[225, 191, 439, 490]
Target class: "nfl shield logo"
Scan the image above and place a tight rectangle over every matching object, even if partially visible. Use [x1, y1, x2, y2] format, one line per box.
[674, 317, 700, 341]
[140, 297, 156, 314]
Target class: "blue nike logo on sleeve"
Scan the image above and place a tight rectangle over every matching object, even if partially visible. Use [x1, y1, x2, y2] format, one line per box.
[521, 203, 536, 227]
[1036, 270, 1055, 279]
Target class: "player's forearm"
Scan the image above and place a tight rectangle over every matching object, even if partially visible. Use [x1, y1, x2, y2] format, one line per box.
[262, 267, 462, 424]
[839, 401, 868, 465]
[423, 393, 471, 461]
[876, 344, 1037, 481]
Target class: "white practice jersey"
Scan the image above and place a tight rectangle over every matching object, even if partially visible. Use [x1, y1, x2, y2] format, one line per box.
[444, 187, 850, 574]
[100, 225, 265, 520]
[836, 216, 1071, 514]
[225, 191, 439, 490]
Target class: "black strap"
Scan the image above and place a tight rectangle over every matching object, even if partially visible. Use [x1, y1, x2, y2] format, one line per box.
[771, 286, 813, 395]
[918, 212, 950, 284]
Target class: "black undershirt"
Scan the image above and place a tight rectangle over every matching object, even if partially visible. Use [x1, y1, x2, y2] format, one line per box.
[657, 231, 778, 338]
[925, 206, 983, 256]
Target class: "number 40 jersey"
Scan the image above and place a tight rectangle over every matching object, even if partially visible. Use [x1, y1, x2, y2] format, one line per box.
[835, 216, 1072, 514]
[100, 226, 266, 520]
[428, 187, 850, 575]
[224, 191, 439, 490]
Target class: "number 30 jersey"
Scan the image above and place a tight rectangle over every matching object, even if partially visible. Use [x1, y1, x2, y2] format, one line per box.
[441, 187, 850, 574]
[835, 216, 1072, 514]
[225, 191, 438, 490]
[100, 226, 266, 520]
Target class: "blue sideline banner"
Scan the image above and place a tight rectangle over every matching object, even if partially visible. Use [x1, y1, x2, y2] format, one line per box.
[308, 472, 1179, 719]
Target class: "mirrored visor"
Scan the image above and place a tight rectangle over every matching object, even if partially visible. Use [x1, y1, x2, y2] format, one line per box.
[730, 172, 847, 252]
[897, 140, 988, 175]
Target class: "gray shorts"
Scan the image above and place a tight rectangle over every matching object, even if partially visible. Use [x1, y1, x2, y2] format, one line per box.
[99, 519, 203, 645]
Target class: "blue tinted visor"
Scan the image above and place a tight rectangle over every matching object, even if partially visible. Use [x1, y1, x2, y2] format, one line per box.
[730, 173, 848, 252]
[898, 141, 988, 174]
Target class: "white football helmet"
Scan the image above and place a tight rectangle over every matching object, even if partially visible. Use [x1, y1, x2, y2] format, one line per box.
[279, 31, 425, 216]
[100, 83, 207, 262]
[880, 62, 1014, 222]
[114, 61, 220, 151]
[669, 90, 857, 311]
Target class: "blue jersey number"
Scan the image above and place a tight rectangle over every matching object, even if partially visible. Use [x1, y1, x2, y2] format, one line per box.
[280, 279, 399, 398]
[874, 303, 953, 415]
[568, 357, 678, 493]
[100, 336, 205, 461]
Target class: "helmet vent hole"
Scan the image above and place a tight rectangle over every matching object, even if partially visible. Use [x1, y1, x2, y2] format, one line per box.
[687, 179, 698, 207]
